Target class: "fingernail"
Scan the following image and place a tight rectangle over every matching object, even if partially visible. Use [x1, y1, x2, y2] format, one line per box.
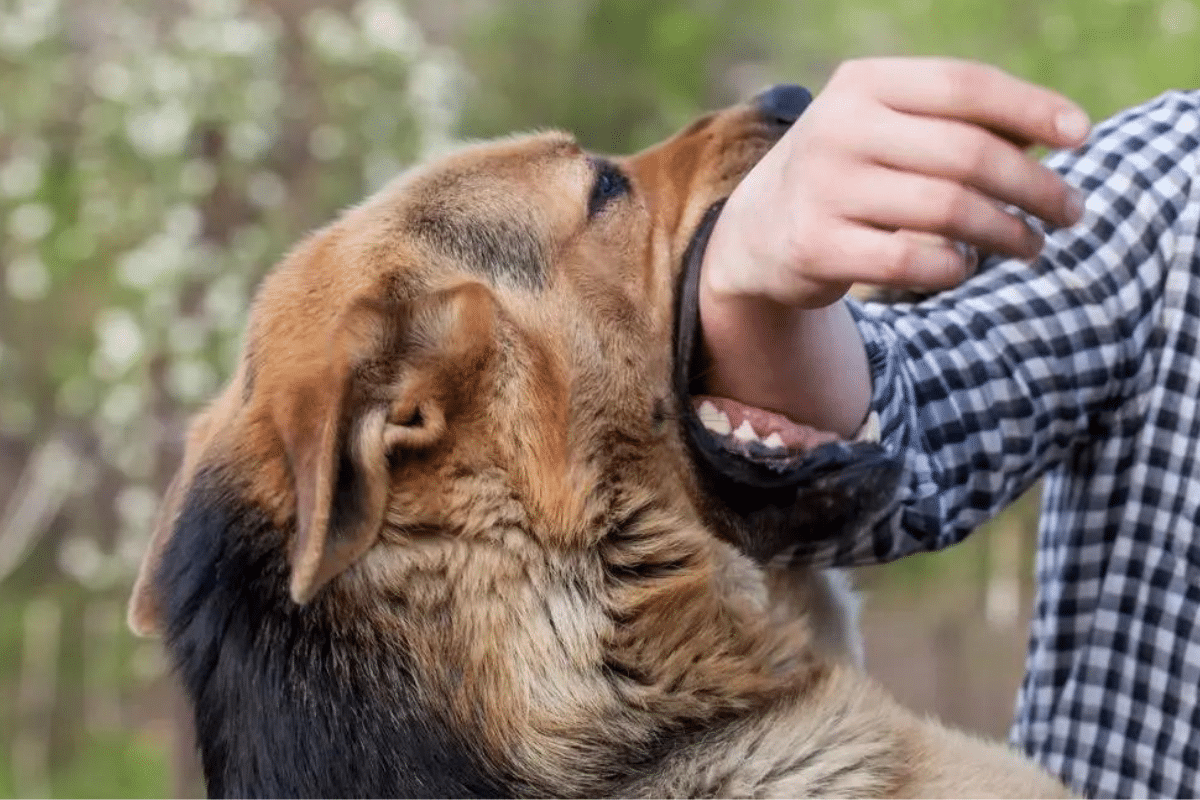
[1066, 189, 1086, 224]
[1055, 108, 1090, 143]
[1023, 219, 1046, 260]
[953, 241, 979, 274]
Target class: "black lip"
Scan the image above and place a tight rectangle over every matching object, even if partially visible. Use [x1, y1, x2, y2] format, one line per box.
[670, 201, 902, 561]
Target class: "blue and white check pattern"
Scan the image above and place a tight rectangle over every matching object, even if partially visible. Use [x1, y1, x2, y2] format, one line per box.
[836, 90, 1200, 798]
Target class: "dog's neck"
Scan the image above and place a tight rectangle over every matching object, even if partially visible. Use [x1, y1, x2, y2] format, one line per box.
[158, 468, 512, 798]
[158, 468, 825, 797]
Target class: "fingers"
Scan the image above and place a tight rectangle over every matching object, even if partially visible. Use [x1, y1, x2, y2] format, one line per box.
[827, 163, 1042, 259]
[852, 109, 1085, 229]
[904, 232, 980, 276]
[828, 57, 1091, 150]
[799, 223, 972, 292]
[701, 57, 1091, 310]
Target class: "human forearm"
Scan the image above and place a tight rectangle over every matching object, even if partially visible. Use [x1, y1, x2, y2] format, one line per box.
[698, 286, 870, 440]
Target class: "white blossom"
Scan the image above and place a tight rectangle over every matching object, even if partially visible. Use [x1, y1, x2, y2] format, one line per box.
[0, 152, 45, 198]
[167, 358, 217, 402]
[203, 273, 250, 331]
[309, 125, 347, 161]
[58, 536, 105, 585]
[167, 317, 208, 355]
[2, 0, 460, 596]
[228, 120, 273, 161]
[126, 99, 193, 158]
[356, 0, 422, 57]
[0, 0, 60, 54]
[90, 61, 134, 101]
[8, 202, 54, 243]
[1161, 0, 1198, 35]
[93, 309, 145, 377]
[247, 170, 286, 209]
[303, 8, 363, 62]
[115, 484, 159, 534]
[178, 159, 218, 196]
[6, 253, 50, 301]
[98, 383, 143, 429]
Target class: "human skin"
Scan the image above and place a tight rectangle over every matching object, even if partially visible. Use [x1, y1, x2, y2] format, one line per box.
[698, 58, 1091, 437]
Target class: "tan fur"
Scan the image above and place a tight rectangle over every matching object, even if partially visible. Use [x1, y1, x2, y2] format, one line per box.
[129, 99, 1070, 797]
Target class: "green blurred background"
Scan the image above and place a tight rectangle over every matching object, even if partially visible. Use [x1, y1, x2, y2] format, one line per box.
[0, 0, 1195, 795]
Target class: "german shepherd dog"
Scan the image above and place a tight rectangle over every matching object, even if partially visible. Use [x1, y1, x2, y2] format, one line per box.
[128, 86, 1069, 797]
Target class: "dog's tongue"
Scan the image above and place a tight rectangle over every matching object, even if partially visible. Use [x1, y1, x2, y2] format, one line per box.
[692, 395, 841, 451]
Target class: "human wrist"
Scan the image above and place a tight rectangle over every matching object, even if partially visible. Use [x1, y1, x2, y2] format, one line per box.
[699, 279, 865, 434]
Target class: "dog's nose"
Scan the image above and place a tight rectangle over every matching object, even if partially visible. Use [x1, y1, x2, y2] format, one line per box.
[754, 84, 812, 128]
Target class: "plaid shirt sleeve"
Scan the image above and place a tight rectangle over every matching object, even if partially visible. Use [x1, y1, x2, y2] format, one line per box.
[826, 90, 1200, 798]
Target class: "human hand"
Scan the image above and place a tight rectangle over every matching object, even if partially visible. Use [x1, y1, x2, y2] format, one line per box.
[701, 57, 1092, 309]
[697, 58, 1093, 438]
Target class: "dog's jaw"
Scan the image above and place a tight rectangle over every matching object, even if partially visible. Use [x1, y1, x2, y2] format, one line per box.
[669, 200, 902, 562]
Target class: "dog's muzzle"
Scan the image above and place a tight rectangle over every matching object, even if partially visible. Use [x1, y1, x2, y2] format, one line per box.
[671, 201, 902, 561]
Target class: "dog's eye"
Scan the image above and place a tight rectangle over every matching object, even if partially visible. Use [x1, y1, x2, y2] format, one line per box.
[588, 159, 629, 218]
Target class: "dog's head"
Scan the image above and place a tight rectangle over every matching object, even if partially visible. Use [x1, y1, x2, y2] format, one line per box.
[129, 85, 895, 637]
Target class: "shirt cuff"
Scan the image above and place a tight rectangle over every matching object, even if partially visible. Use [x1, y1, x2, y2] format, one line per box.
[839, 297, 946, 563]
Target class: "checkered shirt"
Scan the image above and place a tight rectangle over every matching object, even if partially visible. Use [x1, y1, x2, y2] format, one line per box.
[830, 90, 1200, 798]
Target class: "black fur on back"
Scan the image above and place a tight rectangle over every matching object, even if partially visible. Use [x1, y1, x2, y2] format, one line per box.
[156, 467, 508, 799]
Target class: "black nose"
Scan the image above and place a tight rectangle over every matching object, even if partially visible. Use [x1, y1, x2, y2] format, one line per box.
[754, 84, 812, 127]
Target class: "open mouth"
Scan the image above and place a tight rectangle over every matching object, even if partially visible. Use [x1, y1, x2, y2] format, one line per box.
[692, 394, 851, 460]
[671, 201, 900, 560]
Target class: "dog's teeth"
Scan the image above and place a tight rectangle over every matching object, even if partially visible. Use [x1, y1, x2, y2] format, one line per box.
[854, 411, 882, 444]
[698, 401, 732, 435]
[763, 432, 786, 449]
[733, 420, 759, 442]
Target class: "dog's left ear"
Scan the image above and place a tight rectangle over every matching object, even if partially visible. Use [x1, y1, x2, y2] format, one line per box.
[127, 461, 193, 636]
[283, 283, 498, 604]
[127, 407, 220, 637]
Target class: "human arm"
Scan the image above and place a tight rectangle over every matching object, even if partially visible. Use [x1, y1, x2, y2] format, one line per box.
[699, 58, 1090, 439]
[702, 77, 1200, 561]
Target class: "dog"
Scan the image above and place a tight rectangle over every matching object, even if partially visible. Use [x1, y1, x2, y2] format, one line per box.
[127, 85, 1070, 798]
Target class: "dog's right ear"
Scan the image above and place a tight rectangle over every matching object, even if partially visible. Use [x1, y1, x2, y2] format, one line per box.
[282, 282, 500, 605]
[126, 280, 501, 630]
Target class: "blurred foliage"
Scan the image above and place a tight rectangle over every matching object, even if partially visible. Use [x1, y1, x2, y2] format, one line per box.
[455, 0, 789, 152]
[780, 0, 1200, 122]
[453, 0, 1200, 151]
[0, 0, 461, 794]
[0, 0, 1195, 796]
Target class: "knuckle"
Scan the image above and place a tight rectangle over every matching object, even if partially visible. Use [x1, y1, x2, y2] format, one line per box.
[950, 131, 993, 177]
[1026, 95, 1063, 140]
[830, 58, 873, 88]
[879, 240, 918, 284]
[939, 59, 991, 109]
[927, 185, 968, 230]
[782, 215, 822, 274]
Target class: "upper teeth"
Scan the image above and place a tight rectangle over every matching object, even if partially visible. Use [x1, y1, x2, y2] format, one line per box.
[733, 420, 758, 442]
[763, 432, 785, 449]
[698, 401, 732, 435]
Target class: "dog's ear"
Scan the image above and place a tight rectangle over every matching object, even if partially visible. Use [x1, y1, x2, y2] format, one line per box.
[127, 410, 218, 637]
[128, 469, 187, 636]
[284, 281, 498, 604]
[126, 281, 499, 624]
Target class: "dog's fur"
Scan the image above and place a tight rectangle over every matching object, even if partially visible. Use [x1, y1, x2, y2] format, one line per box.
[128, 93, 1069, 798]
